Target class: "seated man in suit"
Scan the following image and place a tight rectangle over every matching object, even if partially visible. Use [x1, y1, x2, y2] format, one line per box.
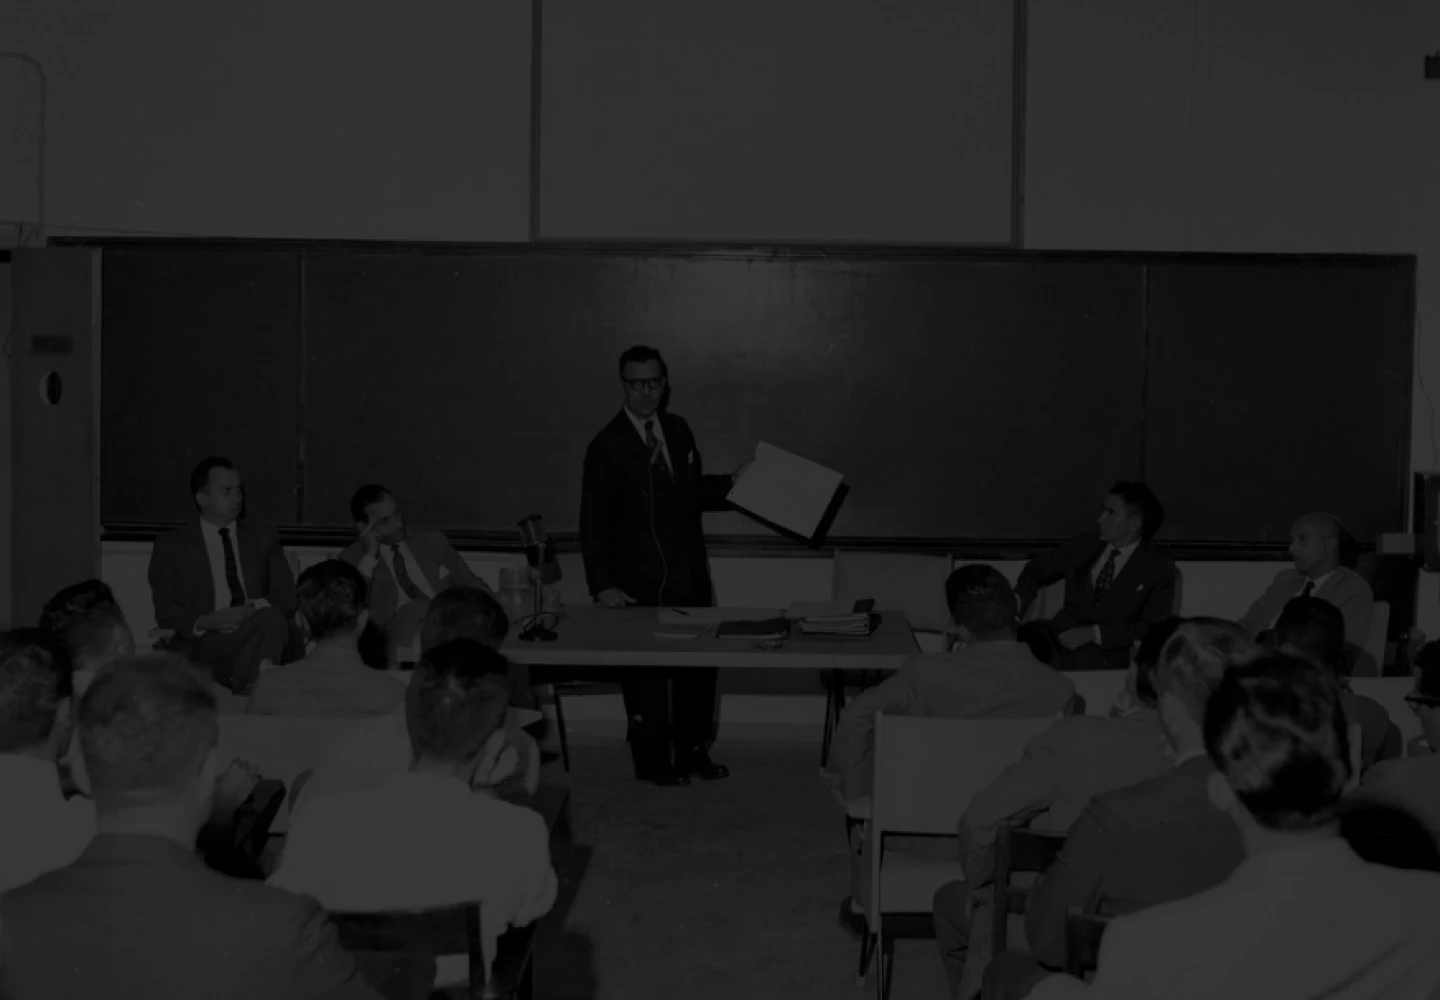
[292, 587, 540, 816]
[982, 619, 1256, 1000]
[340, 484, 496, 668]
[0, 654, 380, 1000]
[931, 618, 1183, 1000]
[269, 639, 558, 988]
[1237, 512, 1374, 671]
[1360, 642, 1440, 842]
[1015, 483, 1177, 672]
[148, 456, 301, 696]
[1271, 596, 1401, 774]
[831, 566, 1078, 938]
[248, 560, 406, 718]
[1027, 655, 1440, 1000]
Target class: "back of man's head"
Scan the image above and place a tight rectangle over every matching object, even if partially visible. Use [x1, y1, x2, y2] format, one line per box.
[1132, 616, 1184, 708]
[944, 565, 1017, 639]
[1156, 618, 1259, 727]
[1204, 653, 1350, 832]
[421, 586, 510, 652]
[78, 654, 218, 813]
[297, 560, 369, 640]
[38, 579, 133, 669]
[0, 629, 73, 754]
[1273, 596, 1347, 679]
[406, 639, 511, 765]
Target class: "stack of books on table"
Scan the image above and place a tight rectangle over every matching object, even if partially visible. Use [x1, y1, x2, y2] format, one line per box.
[785, 598, 880, 638]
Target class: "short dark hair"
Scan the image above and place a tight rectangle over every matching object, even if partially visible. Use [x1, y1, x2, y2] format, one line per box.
[421, 586, 510, 652]
[1133, 616, 1184, 707]
[350, 484, 392, 524]
[78, 654, 218, 810]
[1157, 618, 1258, 725]
[1204, 653, 1351, 832]
[0, 629, 73, 753]
[1274, 597, 1347, 679]
[297, 560, 369, 640]
[1109, 481, 1165, 542]
[39, 579, 130, 664]
[189, 456, 235, 506]
[618, 345, 668, 379]
[406, 639, 511, 764]
[944, 565, 1017, 636]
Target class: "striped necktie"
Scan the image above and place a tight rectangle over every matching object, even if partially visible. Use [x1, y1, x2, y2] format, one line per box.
[390, 544, 425, 601]
[1094, 548, 1119, 601]
[644, 419, 671, 478]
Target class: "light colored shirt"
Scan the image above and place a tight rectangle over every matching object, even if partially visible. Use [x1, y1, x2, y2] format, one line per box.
[270, 772, 557, 983]
[356, 541, 436, 612]
[623, 406, 673, 474]
[199, 517, 248, 612]
[246, 644, 406, 717]
[0, 755, 97, 892]
[1262, 569, 1336, 631]
[1090, 540, 1140, 587]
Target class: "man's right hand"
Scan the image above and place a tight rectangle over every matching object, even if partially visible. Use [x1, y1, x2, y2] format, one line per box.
[360, 519, 380, 559]
[597, 587, 636, 609]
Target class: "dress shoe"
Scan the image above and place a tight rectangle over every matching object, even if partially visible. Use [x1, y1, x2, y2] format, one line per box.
[837, 897, 868, 940]
[678, 753, 730, 781]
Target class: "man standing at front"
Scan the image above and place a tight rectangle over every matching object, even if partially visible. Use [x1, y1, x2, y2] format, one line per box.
[580, 346, 748, 787]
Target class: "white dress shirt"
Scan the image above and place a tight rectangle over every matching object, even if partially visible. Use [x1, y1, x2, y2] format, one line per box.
[199, 517, 248, 612]
[623, 406, 673, 474]
[1261, 569, 1335, 631]
[0, 754, 97, 892]
[357, 540, 436, 612]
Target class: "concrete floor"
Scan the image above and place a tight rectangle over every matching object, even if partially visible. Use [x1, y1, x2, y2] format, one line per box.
[533, 739, 950, 1000]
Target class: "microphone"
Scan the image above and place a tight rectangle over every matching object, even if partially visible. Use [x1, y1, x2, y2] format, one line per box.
[517, 514, 562, 586]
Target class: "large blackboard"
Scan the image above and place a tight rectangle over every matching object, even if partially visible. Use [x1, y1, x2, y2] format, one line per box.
[93, 243, 1413, 545]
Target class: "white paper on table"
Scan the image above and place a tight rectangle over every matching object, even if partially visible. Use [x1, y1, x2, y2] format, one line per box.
[726, 441, 844, 539]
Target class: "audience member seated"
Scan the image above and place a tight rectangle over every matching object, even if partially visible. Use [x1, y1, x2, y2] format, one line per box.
[1026, 654, 1440, 1000]
[1359, 642, 1440, 842]
[1015, 483, 1177, 671]
[1271, 596, 1401, 773]
[0, 654, 381, 1000]
[248, 560, 405, 717]
[269, 639, 558, 987]
[38, 579, 134, 698]
[340, 483, 496, 666]
[1237, 512, 1374, 671]
[0, 631, 97, 893]
[829, 566, 1077, 940]
[293, 587, 540, 817]
[148, 456, 301, 696]
[981, 619, 1256, 1000]
[931, 618, 1182, 999]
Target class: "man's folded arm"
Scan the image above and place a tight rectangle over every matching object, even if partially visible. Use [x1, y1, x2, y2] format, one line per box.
[1017, 538, 1084, 618]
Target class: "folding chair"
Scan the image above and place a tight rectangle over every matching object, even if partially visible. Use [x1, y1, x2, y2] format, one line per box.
[333, 903, 536, 1000]
[1063, 906, 1110, 979]
[992, 825, 1068, 952]
[863, 713, 1054, 1000]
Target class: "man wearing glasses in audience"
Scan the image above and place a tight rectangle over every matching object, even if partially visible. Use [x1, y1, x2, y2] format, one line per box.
[1358, 643, 1440, 842]
[579, 345, 752, 787]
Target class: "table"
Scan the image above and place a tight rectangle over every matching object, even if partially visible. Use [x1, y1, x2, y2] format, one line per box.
[501, 604, 920, 669]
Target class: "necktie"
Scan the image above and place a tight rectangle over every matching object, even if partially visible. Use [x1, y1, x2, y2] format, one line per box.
[218, 527, 246, 607]
[644, 419, 671, 478]
[1300, 580, 1315, 599]
[1094, 548, 1118, 601]
[390, 544, 425, 601]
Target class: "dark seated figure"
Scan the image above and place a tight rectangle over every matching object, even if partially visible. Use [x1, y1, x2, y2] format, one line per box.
[1338, 797, 1440, 873]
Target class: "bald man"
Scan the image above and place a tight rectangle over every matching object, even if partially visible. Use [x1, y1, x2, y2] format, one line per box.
[1238, 513, 1375, 672]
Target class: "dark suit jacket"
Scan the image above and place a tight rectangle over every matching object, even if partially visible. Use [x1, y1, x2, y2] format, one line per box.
[338, 527, 486, 627]
[1022, 755, 1245, 969]
[149, 519, 298, 640]
[0, 833, 380, 1000]
[579, 409, 733, 606]
[1016, 532, 1178, 670]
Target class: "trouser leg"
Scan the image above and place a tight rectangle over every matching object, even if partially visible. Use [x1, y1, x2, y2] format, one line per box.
[622, 669, 673, 776]
[933, 880, 974, 1000]
[670, 666, 719, 758]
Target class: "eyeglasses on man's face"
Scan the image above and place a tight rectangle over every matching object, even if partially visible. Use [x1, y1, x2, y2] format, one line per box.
[623, 377, 666, 393]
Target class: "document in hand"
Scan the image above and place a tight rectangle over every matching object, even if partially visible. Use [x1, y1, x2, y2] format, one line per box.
[726, 442, 844, 539]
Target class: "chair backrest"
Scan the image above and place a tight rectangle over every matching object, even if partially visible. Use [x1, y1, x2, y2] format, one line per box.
[872, 714, 1056, 837]
[832, 550, 953, 633]
[1361, 600, 1390, 676]
[215, 714, 376, 831]
[333, 902, 484, 998]
[993, 825, 1068, 951]
[1064, 906, 1111, 979]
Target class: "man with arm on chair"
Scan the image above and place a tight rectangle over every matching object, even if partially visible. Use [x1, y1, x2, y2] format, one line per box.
[1015, 483, 1176, 672]
[148, 456, 301, 696]
[0, 653, 381, 1000]
[831, 566, 1077, 943]
[1026, 655, 1440, 1000]
[1238, 512, 1374, 671]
